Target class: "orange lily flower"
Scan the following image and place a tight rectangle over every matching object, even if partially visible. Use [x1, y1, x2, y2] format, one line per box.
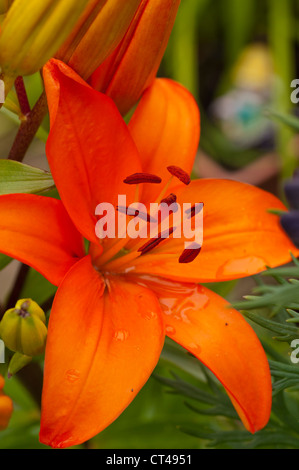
[0, 58, 297, 448]
[0, 375, 13, 430]
[90, 0, 181, 115]
[56, 0, 143, 80]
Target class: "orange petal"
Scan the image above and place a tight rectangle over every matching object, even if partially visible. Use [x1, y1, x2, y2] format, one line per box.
[43, 59, 90, 126]
[0, 194, 84, 286]
[126, 179, 298, 282]
[128, 78, 200, 203]
[90, 0, 180, 115]
[60, 0, 142, 80]
[0, 391, 13, 430]
[0, 375, 13, 431]
[136, 275, 272, 432]
[44, 59, 142, 243]
[40, 256, 164, 448]
[0, 394, 13, 430]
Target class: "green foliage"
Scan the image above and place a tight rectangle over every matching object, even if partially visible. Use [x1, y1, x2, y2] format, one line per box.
[0, 253, 11, 270]
[266, 109, 299, 133]
[151, 259, 299, 449]
[0, 160, 54, 195]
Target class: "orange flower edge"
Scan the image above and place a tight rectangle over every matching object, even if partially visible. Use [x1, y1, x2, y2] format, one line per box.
[0, 376, 13, 431]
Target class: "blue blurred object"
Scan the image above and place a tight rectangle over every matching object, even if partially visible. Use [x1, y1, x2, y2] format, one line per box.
[280, 211, 299, 248]
[281, 171, 299, 247]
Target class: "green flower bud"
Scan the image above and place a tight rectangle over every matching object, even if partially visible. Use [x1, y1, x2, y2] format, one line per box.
[0, 299, 47, 356]
[0, 0, 13, 15]
[15, 298, 46, 323]
[0, 0, 89, 79]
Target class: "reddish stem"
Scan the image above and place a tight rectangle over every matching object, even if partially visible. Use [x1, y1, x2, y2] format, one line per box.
[8, 91, 48, 162]
[14, 77, 31, 117]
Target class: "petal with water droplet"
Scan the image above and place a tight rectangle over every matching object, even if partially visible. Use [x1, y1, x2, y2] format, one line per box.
[139, 276, 272, 434]
[127, 179, 299, 282]
[40, 256, 164, 449]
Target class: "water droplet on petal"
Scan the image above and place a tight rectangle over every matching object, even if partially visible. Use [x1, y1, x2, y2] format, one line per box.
[188, 343, 202, 353]
[124, 266, 135, 274]
[165, 325, 176, 335]
[216, 257, 267, 279]
[65, 369, 80, 383]
[142, 310, 157, 321]
[114, 329, 129, 341]
[160, 286, 209, 320]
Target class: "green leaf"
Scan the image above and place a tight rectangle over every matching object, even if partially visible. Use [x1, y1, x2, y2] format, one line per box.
[0, 160, 54, 195]
[233, 282, 299, 311]
[0, 253, 12, 270]
[181, 427, 299, 449]
[266, 109, 299, 132]
[241, 310, 299, 342]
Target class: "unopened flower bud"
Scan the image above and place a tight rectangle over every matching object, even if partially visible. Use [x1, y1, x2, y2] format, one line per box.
[0, 299, 47, 357]
[90, 0, 181, 115]
[0, 0, 13, 15]
[14, 298, 46, 323]
[0, 0, 89, 79]
[56, 0, 142, 80]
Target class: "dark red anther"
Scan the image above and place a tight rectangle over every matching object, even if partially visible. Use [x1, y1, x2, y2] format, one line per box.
[123, 173, 162, 185]
[167, 166, 191, 185]
[185, 203, 204, 219]
[179, 243, 202, 264]
[160, 193, 177, 206]
[117, 205, 141, 217]
[116, 206, 156, 223]
[138, 227, 176, 255]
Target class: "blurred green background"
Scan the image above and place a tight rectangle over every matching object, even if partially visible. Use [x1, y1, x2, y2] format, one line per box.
[162, 0, 299, 182]
[2, 0, 299, 450]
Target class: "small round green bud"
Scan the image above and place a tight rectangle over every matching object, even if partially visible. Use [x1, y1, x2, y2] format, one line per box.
[15, 299, 46, 323]
[0, 299, 47, 356]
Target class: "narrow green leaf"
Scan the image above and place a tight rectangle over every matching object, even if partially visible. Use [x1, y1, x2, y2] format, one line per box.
[266, 109, 299, 132]
[233, 282, 299, 310]
[241, 310, 298, 342]
[0, 160, 54, 195]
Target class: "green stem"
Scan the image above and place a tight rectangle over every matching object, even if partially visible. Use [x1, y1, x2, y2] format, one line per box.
[164, 0, 209, 100]
[268, 0, 296, 178]
[2, 266, 51, 408]
[14, 76, 31, 116]
[8, 90, 48, 162]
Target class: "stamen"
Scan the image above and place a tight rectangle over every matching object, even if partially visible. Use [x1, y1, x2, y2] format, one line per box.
[116, 205, 132, 215]
[159, 193, 179, 216]
[160, 193, 177, 206]
[124, 173, 162, 185]
[116, 206, 156, 223]
[138, 227, 176, 255]
[167, 166, 191, 185]
[185, 203, 204, 219]
[179, 243, 202, 264]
